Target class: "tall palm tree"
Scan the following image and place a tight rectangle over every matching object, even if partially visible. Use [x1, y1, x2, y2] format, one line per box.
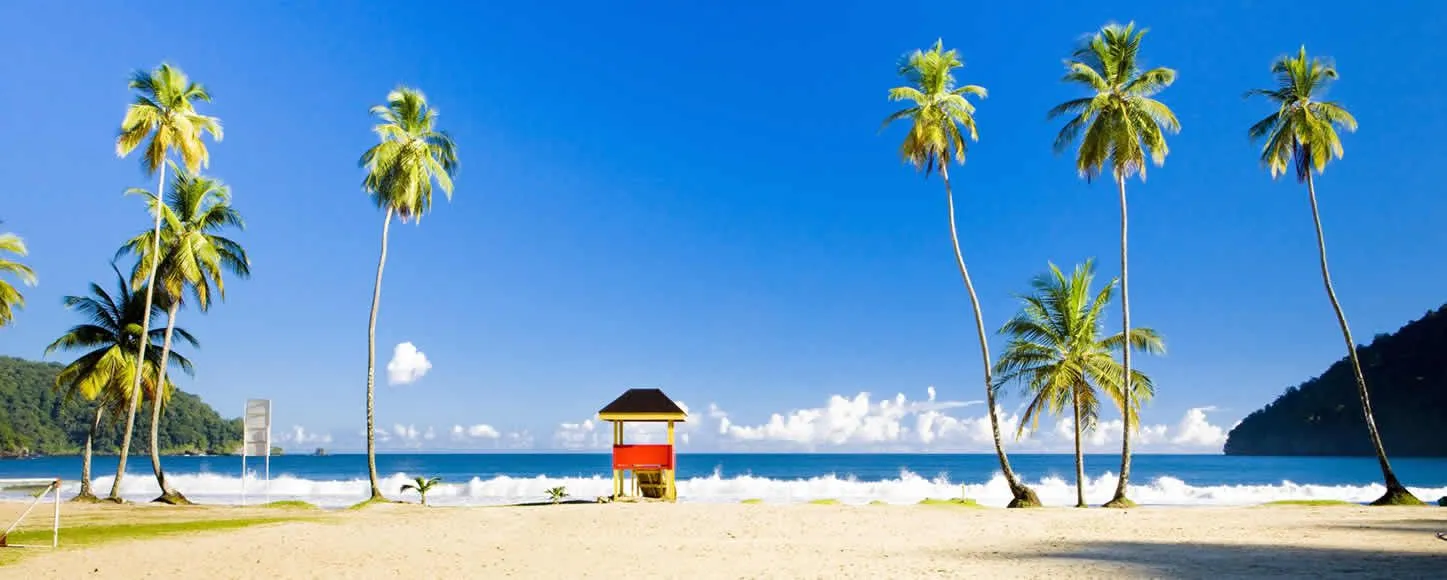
[881, 40, 1040, 508]
[1246, 47, 1420, 506]
[112, 62, 221, 503]
[359, 87, 458, 500]
[994, 260, 1163, 507]
[0, 232, 37, 328]
[45, 265, 196, 501]
[1048, 22, 1179, 508]
[117, 163, 249, 504]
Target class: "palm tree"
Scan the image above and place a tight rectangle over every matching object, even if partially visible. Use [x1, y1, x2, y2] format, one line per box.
[994, 260, 1164, 507]
[45, 265, 197, 501]
[1048, 22, 1179, 508]
[1246, 47, 1420, 506]
[882, 40, 1040, 508]
[358, 87, 459, 501]
[0, 232, 37, 328]
[112, 62, 221, 503]
[400, 476, 441, 506]
[117, 163, 249, 504]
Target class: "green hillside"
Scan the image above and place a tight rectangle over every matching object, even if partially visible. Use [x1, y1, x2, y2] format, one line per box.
[1224, 306, 1447, 456]
[0, 356, 241, 456]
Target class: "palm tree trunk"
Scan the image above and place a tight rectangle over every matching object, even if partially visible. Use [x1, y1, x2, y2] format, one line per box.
[365, 207, 394, 501]
[110, 162, 167, 503]
[1073, 386, 1086, 508]
[73, 406, 103, 502]
[1304, 173, 1418, 506]
[941, 166, 1040, 508]
[1105, 175, 1135, 508]
[149, 302, 190, 504]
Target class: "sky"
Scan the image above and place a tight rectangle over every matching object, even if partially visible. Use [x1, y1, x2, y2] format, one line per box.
[2, 1, 1445, 454]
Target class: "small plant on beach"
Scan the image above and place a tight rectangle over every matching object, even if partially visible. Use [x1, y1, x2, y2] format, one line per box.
[546, 486, 569, 504]
[808, 498, 841, 505]
[401, 476, 441, 506]
[740, 498, 765, 505]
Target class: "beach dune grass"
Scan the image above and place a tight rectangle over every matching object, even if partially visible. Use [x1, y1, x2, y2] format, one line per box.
[1262, 499, 1356, 506]
[739, 498, 764, 504]
[261, 500, 320, 510]
[807, 498, 841, 505]
[919, 498, 983, 507]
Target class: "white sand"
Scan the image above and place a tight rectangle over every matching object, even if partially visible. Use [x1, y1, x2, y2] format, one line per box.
[5, 503, 1445, 578]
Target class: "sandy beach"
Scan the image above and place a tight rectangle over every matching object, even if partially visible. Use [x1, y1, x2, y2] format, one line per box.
[1, 502, 1442, 578]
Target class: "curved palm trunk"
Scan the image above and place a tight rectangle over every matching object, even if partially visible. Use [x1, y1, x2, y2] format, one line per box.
[942, 166, 1040, 508]
[1304, 174, 1418, 506]
[1073, 385, 1086, 508]
[1105, 175, 1135, 508]
[149, 302, 190, 504]
[365, 208, 394, 501]
[73, 405, 104, 502]
[110, 163, 168, 503]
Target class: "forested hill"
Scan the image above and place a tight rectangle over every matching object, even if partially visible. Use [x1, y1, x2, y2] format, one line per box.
[1224, 306, 1447, 457]
[0, 356, 241, 456]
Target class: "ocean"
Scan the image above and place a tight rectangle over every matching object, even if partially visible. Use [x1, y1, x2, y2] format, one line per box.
[2, 453, 1446, 507]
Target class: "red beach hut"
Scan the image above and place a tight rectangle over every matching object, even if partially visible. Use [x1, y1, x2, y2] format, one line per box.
[598, 388, 686, 501]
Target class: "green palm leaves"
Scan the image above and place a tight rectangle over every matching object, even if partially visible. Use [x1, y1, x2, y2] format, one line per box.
[0, 233, 37, 327]
[118, 163, 251, 310]
[116, 63, 222, 175]
[401, 476, 442, 506]
[361, 88, 459, 223]
[1246, 47, 1357, 181]
[995, 261, 1163, 435]
[883, 40, 986, 174]
[1050, 22, 1179, 182]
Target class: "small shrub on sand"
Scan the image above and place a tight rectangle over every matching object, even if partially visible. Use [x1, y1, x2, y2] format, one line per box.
[868, 500, 888, 506]
[1263, 499, 1355, 506]
[740, 498, 764, 504]
[261, 500, 320, 510]
[807, 498, 840, 505]
[919, 498, 982, 507]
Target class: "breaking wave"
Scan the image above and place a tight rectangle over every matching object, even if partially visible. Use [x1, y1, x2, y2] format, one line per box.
[11, 469, 1445, 508]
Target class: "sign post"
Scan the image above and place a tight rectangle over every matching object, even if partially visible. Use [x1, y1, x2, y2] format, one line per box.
[242, 399, 272, 506]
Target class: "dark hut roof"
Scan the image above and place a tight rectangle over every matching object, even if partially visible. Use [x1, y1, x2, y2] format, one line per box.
[598, 388, 687, 420]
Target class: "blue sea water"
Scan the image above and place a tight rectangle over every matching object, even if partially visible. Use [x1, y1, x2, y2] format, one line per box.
[2, 453, 1445, 507]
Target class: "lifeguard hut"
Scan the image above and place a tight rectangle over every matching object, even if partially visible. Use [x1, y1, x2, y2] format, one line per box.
[598, 388, 686, 502]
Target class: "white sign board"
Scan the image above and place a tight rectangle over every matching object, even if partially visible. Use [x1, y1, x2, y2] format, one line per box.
[241, 398, 272, 506]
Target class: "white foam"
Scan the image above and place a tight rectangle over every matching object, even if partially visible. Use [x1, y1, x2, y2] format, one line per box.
[15, 469, 1445, 508]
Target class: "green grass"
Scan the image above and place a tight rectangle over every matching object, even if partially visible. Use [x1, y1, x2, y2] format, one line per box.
[0, 517, 302, 566]
[346, 497, 405, 510]
[806, 498, 840, 505]
[260, 500, 320, 510]
[1263, 499, 1356, 507]
[868, 500, 889, 506]
[739, 498, 764, 505]
[918, 498, 983, 507]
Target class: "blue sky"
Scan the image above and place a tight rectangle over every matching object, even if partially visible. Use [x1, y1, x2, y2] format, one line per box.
[2, 1, 1444, 453]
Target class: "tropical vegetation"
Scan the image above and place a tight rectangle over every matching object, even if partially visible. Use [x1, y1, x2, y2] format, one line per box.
[116, 164, 249, 504]
[0, 232, 36, 329]
[1048, 22, 1179, 508]
[882, 39, 1040, 508]
[994, 260, 1163, 507]
[1244, 47, 1421, 506]
[111, 62, 222, 503]
[359, 87, 459, 501]
[546, 486, 570, 504]
[401, 476, 442, 506]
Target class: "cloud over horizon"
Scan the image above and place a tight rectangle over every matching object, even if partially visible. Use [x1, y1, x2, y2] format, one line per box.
[386, 342, 432, 385]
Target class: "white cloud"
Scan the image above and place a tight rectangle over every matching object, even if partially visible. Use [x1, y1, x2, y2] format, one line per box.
[277, 426, 332, 445]
[451, 424, 501, 440]
[1171, 407, 1228, 447]
[386, 342, 432, 385]
[715, 389, 980, 448]
[553, 419, 603, 450]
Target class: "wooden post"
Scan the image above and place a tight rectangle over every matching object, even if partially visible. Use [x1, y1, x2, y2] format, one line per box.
[666, 421, 677, 501]
[611, 421, 621, 498]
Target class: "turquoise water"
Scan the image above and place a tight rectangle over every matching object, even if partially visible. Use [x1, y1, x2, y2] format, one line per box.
[3, 453, 1445, 507]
